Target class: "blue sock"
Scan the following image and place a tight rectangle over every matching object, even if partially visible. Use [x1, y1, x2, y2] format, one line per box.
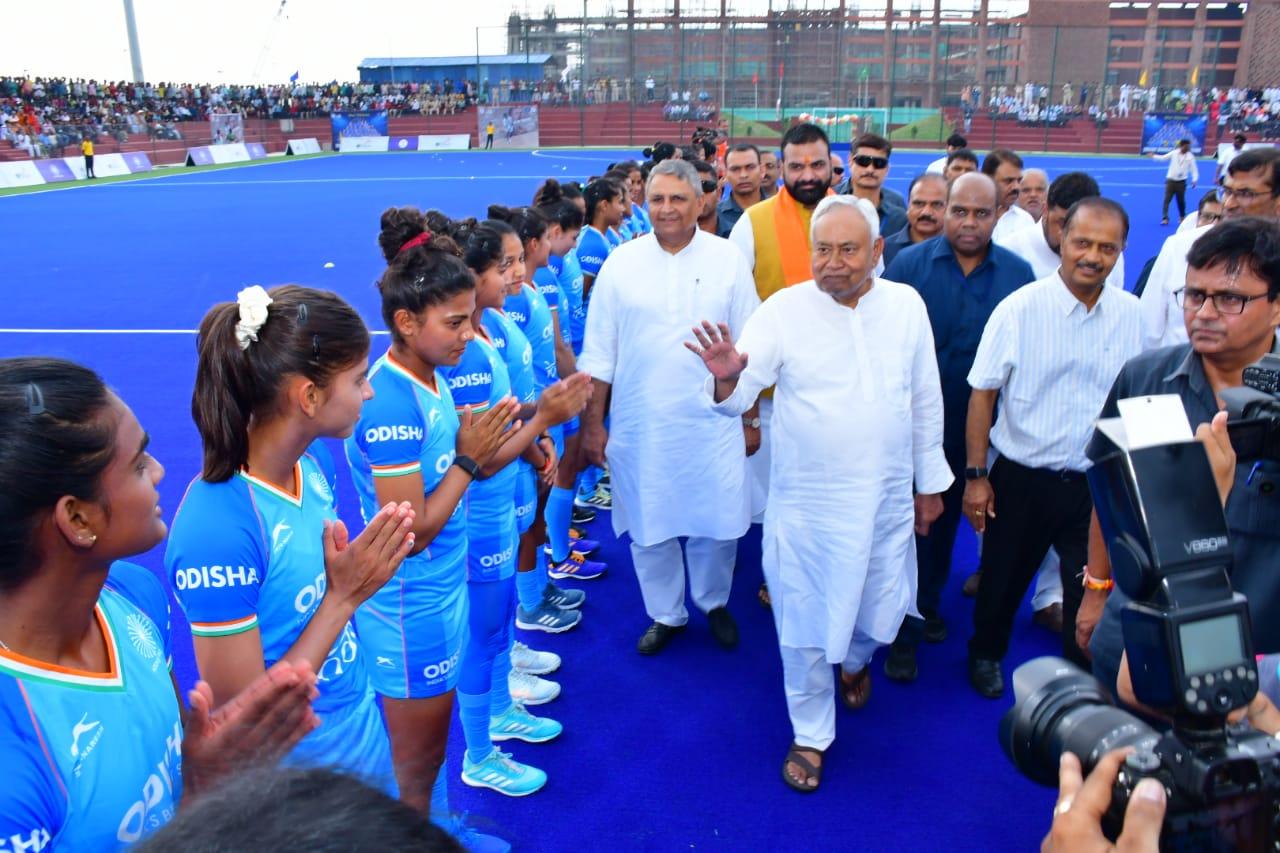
[535, 558, 550, 590]
[545, 486, 573, 562]
[516, 568, 543, 613]
[458, 689, 492, 764]
[490, 640, 513, 718]
[429, 765, 450, 822]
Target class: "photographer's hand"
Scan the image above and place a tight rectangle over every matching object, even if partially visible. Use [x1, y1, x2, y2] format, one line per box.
[1043, 750, 1165, 853]
[1194, 411, 1235, 507]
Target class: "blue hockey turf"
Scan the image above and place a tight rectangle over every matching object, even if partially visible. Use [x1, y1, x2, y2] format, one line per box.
[0, 147, 1196, 851]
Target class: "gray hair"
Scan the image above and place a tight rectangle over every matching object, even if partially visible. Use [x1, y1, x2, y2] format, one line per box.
[810, 195, 880, 244]
[645, 158, 702, 197]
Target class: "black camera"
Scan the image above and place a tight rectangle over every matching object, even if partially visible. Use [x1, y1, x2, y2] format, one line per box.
[1224, 353, 1280, 462]
[1000, 418, 1280, 850]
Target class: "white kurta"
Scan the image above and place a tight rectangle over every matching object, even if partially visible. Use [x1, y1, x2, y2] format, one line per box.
[578, 228, 760, 547]
[708, 279, 954, 662]
[992, 204, 1036, 245]
[1139, 224, 1208, 350]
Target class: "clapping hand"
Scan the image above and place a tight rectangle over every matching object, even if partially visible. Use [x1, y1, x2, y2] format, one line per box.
[685, 321, 748, 383]
[322, 501, 415, 610]
[457, 398, 521, 468]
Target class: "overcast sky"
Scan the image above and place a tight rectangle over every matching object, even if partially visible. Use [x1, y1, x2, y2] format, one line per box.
[5, 0, 557, 84]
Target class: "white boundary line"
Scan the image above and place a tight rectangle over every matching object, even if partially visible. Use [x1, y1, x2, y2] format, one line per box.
[0, 154, 332, 198]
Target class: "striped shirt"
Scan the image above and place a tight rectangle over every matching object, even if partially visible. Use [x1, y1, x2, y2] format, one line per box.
[967, 272, 1143, 471]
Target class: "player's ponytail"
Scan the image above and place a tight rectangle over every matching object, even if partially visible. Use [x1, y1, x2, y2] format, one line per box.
[377, 208, 474, 342]
[0, 358, 115, 589]
[193, 286, 370, 483]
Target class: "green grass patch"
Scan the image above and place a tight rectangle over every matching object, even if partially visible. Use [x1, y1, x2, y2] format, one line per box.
[889, 112, 947, 144]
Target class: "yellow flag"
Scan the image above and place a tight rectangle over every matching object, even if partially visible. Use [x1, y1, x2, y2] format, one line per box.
[1190, 65, 1199, 86]
[1139, 69, 1148, 87]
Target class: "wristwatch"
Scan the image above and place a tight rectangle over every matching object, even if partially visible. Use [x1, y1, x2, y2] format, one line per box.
[964, 466, 989, 481]
[742, 416, 762, 429]
[452, 455, 483, 480]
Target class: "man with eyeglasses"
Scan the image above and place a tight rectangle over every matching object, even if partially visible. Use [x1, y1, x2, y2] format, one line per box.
[1081, 217, 1280, 701]
[881, 172, 947, 268]
[880, 173, 1035, 683]
[837, 133, 907, 239]
[1139, 148, 1280, 350]
[1176, 190, 1225, 235]
[716, 143, 764, 238]
[963, 198, 1141, 698]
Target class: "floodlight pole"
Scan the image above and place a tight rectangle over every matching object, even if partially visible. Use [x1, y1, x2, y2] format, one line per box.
[122, 0, 145, 83]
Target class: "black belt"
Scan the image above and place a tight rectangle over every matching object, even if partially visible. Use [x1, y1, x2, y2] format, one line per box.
[998, 456, 1087, 483]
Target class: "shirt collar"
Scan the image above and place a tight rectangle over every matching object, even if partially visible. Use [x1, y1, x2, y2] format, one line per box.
[929, 235, 995, 275]
[1052, 270, 1113, 317]
[1164, 335, 1280, 394]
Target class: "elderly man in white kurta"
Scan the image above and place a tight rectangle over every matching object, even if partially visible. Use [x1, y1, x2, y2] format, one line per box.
[578, 159, 760, 655]
[687, 196, 953, 792]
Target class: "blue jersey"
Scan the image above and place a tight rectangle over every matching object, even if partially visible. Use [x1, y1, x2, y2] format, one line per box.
[444, 333, 518, 580]
[606, 227, 623, 248]
[630, 201, 652, 235]
[575, 226, 611, 280]
[166, 451, 391, 783]
[539, 258, 572, 347]
[0, 563, 181, 850]
[346, 352, 466, 565]
[505, 282, 559, 391]
[483, 309, 536, 406]
[562, 247, 589, 346]
[345, 352, 469, 698]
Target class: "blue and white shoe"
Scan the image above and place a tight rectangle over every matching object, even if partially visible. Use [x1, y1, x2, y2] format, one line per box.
[490, 703, 562, 743]
[511, 641, 560, 675]
[543, 582, 585, 610]
[441, 814, 511, 853]
[543, 537, 601, 557]
[461, 748, 547, 797]
[516, 601, 582, 633]
[547, 552, 607, 581]
[573, 485, 612, 510]
[508, 669, 561, 705]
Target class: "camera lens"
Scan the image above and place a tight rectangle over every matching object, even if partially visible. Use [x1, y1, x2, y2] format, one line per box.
[1000, 657, 1157, 786]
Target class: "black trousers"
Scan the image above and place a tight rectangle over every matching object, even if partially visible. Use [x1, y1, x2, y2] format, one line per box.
[1162, 178, 1187, 220]
[968, 456, 1092, 667]
[84, 154, 94, 177]
[896, 444, 966, 648]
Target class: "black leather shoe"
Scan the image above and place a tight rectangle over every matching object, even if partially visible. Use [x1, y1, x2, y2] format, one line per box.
[637, 622, 685, 655]
[883, 643, 918, 682]
[969, 657, 1004, 698]
[923, 614, 948, 644]
[707, 607, 739, 649]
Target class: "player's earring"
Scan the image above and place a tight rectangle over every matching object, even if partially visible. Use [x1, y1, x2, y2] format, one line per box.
[81, 533, 97, 546]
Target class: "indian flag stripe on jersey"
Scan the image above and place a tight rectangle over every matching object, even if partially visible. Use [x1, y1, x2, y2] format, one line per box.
[236, 463, 303, 508]
[0, 606, 125, 690]
[382, 353, 443, 397]
[371, 460, 421, 477]
[189, 613, 259, 637]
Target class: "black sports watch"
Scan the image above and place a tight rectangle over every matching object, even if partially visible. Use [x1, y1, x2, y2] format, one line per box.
[964, 466, 989, 481]
[453, 455, 484, 480]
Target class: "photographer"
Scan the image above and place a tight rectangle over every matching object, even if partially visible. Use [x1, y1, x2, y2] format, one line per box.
[1043, 749, 1166, 852]
[1079, 217, 1280, 698]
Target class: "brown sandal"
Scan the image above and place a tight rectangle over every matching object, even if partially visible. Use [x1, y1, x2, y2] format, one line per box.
[758, 582, 772, 609]
[840, 666, 872, 710]
[782, 743, 823, 793]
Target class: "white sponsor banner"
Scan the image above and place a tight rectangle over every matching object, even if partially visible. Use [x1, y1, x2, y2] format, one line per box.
[0, 161, 45, 188]
[286, 137, 322, 155]
[340, 136, 390, 152]
[91, 153, 131, 177]
[418, 134, 471, 151]
[209, 143, 251, 164]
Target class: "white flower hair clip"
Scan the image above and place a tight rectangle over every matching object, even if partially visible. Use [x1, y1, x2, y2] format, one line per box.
[235, 285, 274, 351]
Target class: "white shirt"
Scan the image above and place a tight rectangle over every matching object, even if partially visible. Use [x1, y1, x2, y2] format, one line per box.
[728, 202, 887, 280]
[992, 204, 1035, 244]
[1157, 149, 1198, 183]
[997, 219, 1126, 291]
[1176, 211, 1202, 233]
[708, 279, 952, 659]
[577, 228, 760, 546]
[1218, 144, 1245, 175]
[1138, 225, 1209, 349]
[926, 155, 948, 174]
[968, 273, 1143, 471]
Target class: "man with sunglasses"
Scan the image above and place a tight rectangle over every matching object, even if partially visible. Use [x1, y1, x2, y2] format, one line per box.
[1081, 217, 1280, 701]
[838, 133, 907, 239]
[830, 152, 846, 186]
[692, 159, 723, 235]
[1139, 148, 1280, 350]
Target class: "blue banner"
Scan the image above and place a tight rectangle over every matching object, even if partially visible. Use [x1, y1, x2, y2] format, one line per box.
[1141, 112, 1208, 155]
[330, 111, 389, 148]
